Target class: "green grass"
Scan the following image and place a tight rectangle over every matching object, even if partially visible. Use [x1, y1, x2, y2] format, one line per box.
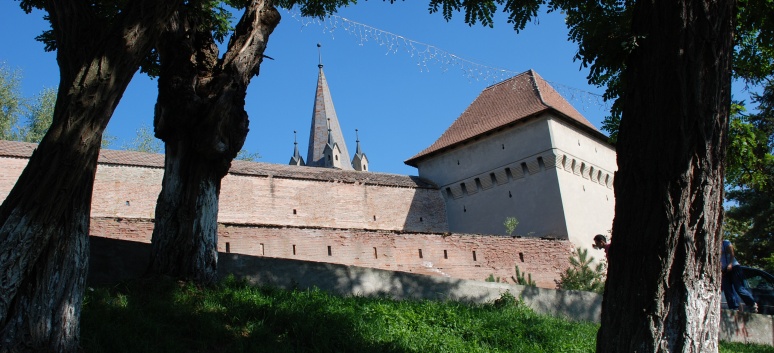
[81, 275, 774, 353]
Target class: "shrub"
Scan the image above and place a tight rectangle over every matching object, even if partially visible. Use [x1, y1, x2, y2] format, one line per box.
[556, 247, 606, 293]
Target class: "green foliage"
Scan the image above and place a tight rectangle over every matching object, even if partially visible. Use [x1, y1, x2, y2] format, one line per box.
[0, 64, 23, 140]
[235, 149, 261, 162]
[80, 276, 773, 353]
[557, 248, 606, 294]
[17, 87, 55, 143]
[503, 216, 519, 235]
[725, 82, 774, 274]
[485, 273, 501, 283]
[122, 123, 163, 154]
[514, 265, 536, 287]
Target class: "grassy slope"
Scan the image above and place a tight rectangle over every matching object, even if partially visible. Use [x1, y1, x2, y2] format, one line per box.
[81, 276, 773, 353]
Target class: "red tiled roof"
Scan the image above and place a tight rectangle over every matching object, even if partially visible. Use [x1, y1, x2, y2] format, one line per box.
[0, 140, 436, 189]
[405, 70, 604, 167]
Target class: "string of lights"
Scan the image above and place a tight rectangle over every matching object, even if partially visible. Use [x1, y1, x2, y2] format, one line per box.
[284, 9, 611, 114]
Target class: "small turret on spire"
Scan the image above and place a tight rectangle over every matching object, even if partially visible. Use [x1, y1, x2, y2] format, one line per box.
[289, 130, 305, 166]
[352, 128, 369, 172]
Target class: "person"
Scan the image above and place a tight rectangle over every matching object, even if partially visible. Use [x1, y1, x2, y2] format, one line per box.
[593, 234, 610, 260]
[721, 239, 758, 313]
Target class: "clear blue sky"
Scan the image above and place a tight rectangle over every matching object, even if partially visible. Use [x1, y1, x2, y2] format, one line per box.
[1, 2, 743, 176]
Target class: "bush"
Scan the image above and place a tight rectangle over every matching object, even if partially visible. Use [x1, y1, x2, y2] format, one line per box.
[556, 247, 606, 294]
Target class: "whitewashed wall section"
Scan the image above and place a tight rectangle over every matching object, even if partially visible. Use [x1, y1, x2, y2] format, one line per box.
[443, 150, 613, 200]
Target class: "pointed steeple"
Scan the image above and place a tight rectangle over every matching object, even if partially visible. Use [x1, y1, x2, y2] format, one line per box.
[352, 128, 369, 172]
[306, 44, 353, 170]
[289, 130, 305, 166]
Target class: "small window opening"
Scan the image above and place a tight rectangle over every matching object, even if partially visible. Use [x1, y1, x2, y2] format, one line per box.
[225, 242, 230, 253]
[260, 243, 265, 256]
[505, 167, 513, 180]
[293, 209, 297, 215]
[463, 205, 467, 213]
[373, 215, 377, 221]
[364, 165, 367, 171]
[419, 217, 423, 222]
[474, 178, 482, 190]
[457, 160, 460, 165]
[501, 144, 505, 150]
[508, 191, 512, 198]
[519, 252, 524, 262]
[521, 162, 529, 175]
[292, 245, 296, 255]
[444, 250, 448, 259]
[373, 247, 378, 259]
[537, 157, 545, 171]
[125, 201, 130, 206]
[418, 249, 423, 259]
[335, 155, 339, 161]
[472, 251, 477, 261]
[327, 246, 332, 256]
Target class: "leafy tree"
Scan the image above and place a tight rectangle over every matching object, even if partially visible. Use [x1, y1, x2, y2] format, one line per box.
[0, 1, 183, 350]
[0, 64, 23, 140]
[146, 0, 355, 283]
[122, 123, 163, 154]
[435, 1, 740, 350]
[557, 248, 606, 294]
[17, 87, 56, 143]
[724, 83, 774, 274]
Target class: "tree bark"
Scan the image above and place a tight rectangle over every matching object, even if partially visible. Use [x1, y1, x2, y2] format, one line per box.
[148, 0, 281, 284]
[0, 1, 180, 351]
[597, 0, 735, 352]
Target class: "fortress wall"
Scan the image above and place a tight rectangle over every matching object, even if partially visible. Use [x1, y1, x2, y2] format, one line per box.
[91, 217, 573, 288]
[218, 173, 447, 232]
[0, 155, 448, 233]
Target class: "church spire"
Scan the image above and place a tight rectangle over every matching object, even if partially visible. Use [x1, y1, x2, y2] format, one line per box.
[306, 44, 353, 170]
[289, 130, 305, 166]
[352, 129, 369, 172]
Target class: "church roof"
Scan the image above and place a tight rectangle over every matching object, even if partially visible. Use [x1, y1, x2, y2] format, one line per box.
[405, 70, 606, 167]
[306, 66, 353, 170]
[0, 140, 434, 189]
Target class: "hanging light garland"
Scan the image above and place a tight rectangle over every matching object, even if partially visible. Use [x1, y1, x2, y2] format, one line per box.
[284, 9, 611, 114]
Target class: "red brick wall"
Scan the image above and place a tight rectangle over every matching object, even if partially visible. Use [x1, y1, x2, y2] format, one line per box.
[1, 154, 574, 288]
[91, 217, 574, 288]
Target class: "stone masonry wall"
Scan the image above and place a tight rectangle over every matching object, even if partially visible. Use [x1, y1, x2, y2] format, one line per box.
[90, 218, 574, 288]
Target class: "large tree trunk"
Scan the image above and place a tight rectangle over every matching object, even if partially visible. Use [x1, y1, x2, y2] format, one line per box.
[0, 2, 180, 351]
[596, 1, 734, 352]
[148, 0, 281, 284]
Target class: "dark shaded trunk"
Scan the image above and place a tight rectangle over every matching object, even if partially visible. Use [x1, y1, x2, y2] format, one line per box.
[148, 0, 281, 284]
[597, 0, 734, 352]
[0, 2, 180, 351]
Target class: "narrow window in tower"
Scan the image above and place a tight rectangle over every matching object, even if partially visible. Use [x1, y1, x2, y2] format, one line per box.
[327, 246, 332, 256]
[260, 243, 265, 256]
[472, 251, 477, 261]
[225, 242, 230, 253]
[418, 249, 423, 259]
[373, 247, 378, 259]
[292, 245, 296, 255]
[444, 250, 448, 259]
[519, 252, 524, 262]
[293, 209, 297, 215]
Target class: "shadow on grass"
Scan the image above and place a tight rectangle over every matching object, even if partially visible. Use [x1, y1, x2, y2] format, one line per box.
[81, 276, 411, 353]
